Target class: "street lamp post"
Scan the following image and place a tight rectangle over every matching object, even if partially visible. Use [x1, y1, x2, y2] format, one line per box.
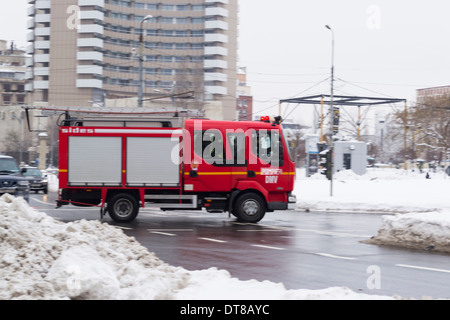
[325, 25, 335, 197]
[138, 15, 153, 108]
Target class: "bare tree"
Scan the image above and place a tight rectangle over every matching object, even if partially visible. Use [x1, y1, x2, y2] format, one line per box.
[409, 95, 450, 163]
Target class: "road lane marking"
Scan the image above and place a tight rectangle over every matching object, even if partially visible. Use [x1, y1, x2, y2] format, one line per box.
[114, 226, 132, 230]
[395, 264, 450, 274]
[316, 253, 357, 261]
[147, 229, 193, 232]
[199, 238, 228, 243]
[149, 231, 177, 237]
[251, 244, 286, 251]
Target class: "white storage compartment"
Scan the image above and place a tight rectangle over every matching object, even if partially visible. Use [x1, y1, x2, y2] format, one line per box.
[126, 137, 180, 186]
[68, 137, 122, 186]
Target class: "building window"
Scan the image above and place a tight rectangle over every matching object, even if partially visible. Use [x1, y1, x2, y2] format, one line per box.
[17, 96, 25, 105]
[3, 95, 11, 105]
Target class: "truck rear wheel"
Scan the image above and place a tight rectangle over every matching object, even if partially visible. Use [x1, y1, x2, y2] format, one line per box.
[108, 193, 139, 222]
[233, 193, 266, 223]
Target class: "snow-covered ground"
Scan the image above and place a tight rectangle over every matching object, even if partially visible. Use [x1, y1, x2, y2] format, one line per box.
[1, 168, 449, 300]
[294, 168, 450, 253]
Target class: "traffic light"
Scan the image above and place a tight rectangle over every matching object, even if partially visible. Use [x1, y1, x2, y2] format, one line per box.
[319, 149, 333, 180]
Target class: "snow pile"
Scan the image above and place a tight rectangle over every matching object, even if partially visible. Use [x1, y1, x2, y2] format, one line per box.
[0, 193, 189, 300]
[0, 194, 396, 300]
[366, 211, 450, 253]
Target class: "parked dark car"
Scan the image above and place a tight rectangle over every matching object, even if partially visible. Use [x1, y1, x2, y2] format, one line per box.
[22, 166, 48, 194]
[0, 155, 30, 202]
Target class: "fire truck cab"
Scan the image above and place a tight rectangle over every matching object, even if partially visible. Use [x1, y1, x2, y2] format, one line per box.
[51, 108, 296, 223]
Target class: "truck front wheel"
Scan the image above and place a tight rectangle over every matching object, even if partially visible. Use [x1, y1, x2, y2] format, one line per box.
[108, 193, 139, 222]
[233, 193, 266, 223]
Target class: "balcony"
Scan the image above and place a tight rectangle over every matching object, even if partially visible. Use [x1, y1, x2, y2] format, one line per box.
[34, 80, 49, 90]
[78, 24, 104, 35]
[204, 46, 228, 56]
[35, 40, 50, 50]
[205, 7, 229, 18]
[205, 20, 229, 31]
[26, 44, 34, 55]
[205, 85, 227, 95]
[78, 0, 105, 7]
[77, 38, 104, 48]
[34, 27, 50, 37]
[76, 79, 103, 89]
[34, 67, 50, 76]
[34, 54, 50, 63]
[204, 34, 228, 44]
[27, 5, 35, 16]
[27, 32, 35, 42]
[77, 51, 104, 62]
[204, 72, 228, 83]
[79, 10, 105, 21]
[35, 13, 51, 23]
[35, 0, 50, 10]
[204, 59, 228, 69]
[205, 0, 229, 4]
[77, 65, 103, 75]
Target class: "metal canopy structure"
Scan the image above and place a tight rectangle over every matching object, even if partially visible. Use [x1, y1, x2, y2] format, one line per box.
[280, 94, 406, 107]
[279, 94, 407, 142]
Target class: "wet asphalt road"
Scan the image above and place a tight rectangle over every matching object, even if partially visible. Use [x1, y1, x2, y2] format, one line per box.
[31, 193, 450, 299]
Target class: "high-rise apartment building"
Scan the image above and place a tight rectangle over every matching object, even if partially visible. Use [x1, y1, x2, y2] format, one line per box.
[26, 0, 237, 120]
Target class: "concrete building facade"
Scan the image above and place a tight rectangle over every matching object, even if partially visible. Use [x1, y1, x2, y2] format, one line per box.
[417, 85, 450, 106]
[26, 0, 238, 120]
[236, 66, 252, 121]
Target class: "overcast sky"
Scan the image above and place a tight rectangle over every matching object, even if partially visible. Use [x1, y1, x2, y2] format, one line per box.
[239, 0, 450, 119]
[2, 1, 449, 124]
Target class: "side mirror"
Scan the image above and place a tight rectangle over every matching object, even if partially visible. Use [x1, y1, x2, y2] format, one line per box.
[21, 168, 27, 174]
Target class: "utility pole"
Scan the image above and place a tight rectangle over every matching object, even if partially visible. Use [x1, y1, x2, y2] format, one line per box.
[138, 15, 153, 108]
[325, 25, 335, 197]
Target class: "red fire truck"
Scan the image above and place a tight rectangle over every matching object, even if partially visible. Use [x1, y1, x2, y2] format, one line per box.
[43, 108, 296, 223]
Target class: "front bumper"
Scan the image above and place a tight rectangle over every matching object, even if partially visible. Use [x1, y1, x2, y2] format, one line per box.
[267, 194, 297, 211]
[30, 182, 47, 191]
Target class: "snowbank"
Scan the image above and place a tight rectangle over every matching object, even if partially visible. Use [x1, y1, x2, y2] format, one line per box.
[366, 211, 450, 253]
[0, 194, 396, 300]
[295, 168, 450, 213]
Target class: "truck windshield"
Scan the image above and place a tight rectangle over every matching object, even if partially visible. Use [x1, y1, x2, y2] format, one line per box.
[0, 158, 20, 173]
[281, 129, 294, 162]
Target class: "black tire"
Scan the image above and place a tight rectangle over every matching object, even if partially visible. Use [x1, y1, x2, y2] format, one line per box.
[233, 192, 266, 223]
[107, 193, 139, 222]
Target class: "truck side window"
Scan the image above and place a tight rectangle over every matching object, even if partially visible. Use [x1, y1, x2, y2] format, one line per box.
[251, 130, 284, 167]
[194, 130, 224, 165]
[226, 132, 246, 166]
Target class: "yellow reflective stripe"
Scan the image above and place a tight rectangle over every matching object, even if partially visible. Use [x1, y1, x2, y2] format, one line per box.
[184, 172, 248, 176]
[184, 172, 295, 176]
[59, 169, 68, 173]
